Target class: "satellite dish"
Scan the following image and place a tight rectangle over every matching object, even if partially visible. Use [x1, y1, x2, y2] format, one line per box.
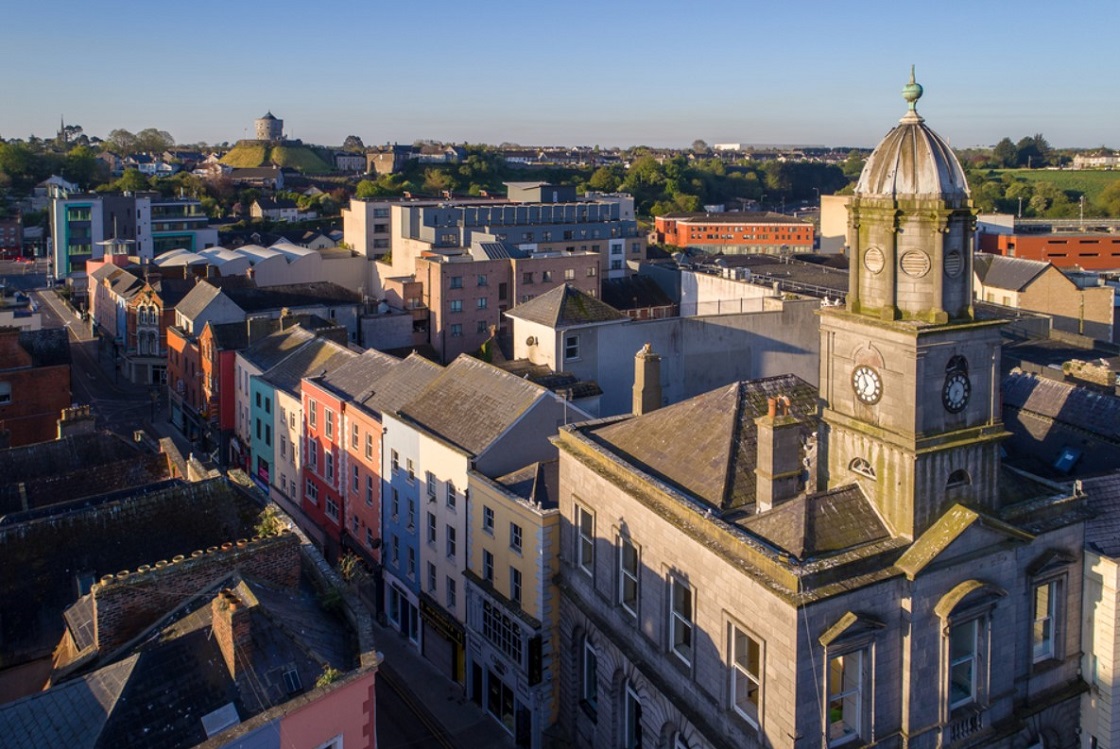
[526, 336, 537, 346]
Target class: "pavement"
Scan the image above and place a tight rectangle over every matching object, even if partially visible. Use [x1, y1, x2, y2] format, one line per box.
[370, 616, 515, 749]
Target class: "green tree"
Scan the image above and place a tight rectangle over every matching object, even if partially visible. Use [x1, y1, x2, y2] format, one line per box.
[134, 128, 175, 154]
[105, 129, 137, 156]
[992, 138, 1018, 168]
[586, 165, 622, 192]
[115, 169, 150, 192]
[1097, 180, 1120, 217]
[64, 145, 101, 187]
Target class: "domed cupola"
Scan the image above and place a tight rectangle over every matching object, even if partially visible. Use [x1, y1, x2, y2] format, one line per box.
[846, 68, 975, 324]
[855, 67, 970, 205]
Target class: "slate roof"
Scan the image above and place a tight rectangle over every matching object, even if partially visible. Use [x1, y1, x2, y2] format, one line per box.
[495, 459, 559, 510]
[153, 277, 195, 309]
[15, 327, 70, 367]
[1003, 370, 1120, 440]
[495, 358, 603, 398]
[175, 280, 224, 322]
[2, 575, 356, 749]
[312, 348, 401, 402]
[0, 433, 170, 516]
[601, 275, 675, 311]
[974, 253, 1052, 292]
[737, 484, 889, 560]
[239, 326, 316, 371]
[397, 355, 547, 456]
[221, 281, 360, 312]
[590, 375, 818, 511]
[206, 320, 251, 351]
[506, 283, 627, 328]
[0, 654, 138, 749]
[1082, 472, 1120, 556]
[360, 353, 443, 416]
[692, 254, 849, 296]
[260, 337, 357, 394]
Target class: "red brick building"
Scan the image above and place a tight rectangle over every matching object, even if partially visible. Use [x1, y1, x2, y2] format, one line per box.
[979, 232, 1120, 271]
[0, 327, 71, 447]
[654, 211, 815, 253]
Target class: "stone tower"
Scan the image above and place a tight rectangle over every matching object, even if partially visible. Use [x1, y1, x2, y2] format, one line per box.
[818, 69, 1008, 539]
[255, 111, 283, 142]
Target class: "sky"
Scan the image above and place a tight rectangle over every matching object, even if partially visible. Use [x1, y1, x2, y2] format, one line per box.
[3, 0, 1118, 150]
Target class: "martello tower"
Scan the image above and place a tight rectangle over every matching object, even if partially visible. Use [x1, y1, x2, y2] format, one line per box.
[819, 70, 1008, 539]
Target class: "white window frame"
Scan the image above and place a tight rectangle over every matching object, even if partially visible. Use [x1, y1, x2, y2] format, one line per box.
[576, 503, 594, 576]
[948, 618, 980, 711]
[624, 681, 642, 749]
[1032, 579, 1060, 663]
[827, 648, 865, 747]
[730, 622, 762, 727]
[670, 577, 694, 667]
[618, 536, 639, 617]
[582, 637, 598, 711]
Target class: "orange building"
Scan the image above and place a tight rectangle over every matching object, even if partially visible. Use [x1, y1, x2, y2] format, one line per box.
[979, 232, 1120, 271]
[654, 211, 815, 253]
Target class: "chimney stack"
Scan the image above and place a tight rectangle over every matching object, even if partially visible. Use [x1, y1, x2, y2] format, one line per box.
[754, 395, 803, 513]
[632, 343, 662, 416]
[212, 586, 255, 679]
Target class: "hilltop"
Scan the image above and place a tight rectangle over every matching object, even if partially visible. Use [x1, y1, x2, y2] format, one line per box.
[220, 140, 333, 174]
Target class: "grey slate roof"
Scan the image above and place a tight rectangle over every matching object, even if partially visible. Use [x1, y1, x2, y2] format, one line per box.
[506, 283, 627, 328]
[239, 326, 315, 371]
[737, 484, 889, 560]
[175, 280, 224, 322]
[313, 348, 401, 402]
[1003, 370, 1120, 440]
[0, 654, 137, 749]
[0, 432, 169, 516]
[15, 327, 71, 367]
[260, 337, 357, 394]
[360, 353, 443, 416]
[974, 253, 1052, 292]
[1082, 472, 1120, 556]
[495, 459, 559, 510]
[590, 374, 818, 511]
[221, 281, 360, 312]
[397, 355, 547, 456]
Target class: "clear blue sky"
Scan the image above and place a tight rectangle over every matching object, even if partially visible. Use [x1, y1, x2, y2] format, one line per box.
[4, 0, 1117, 149]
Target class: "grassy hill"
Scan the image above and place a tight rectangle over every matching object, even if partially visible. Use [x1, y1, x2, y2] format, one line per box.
[993, 169, 1119, 203]
[220, 141, 332, 174]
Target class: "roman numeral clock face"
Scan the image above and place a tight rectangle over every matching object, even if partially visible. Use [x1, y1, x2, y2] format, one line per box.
[851, 365, 882, 405]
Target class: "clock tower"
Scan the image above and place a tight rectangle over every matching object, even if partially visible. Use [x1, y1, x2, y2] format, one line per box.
[819, 69, 1008, 539]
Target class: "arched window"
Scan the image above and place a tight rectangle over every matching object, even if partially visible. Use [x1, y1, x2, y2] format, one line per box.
[849, 457, 876, 480]
[946, 469, 971, 489]
[622, 679, 642, 749]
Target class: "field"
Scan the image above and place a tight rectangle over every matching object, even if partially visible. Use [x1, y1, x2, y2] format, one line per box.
[993, 169, 1120, 203]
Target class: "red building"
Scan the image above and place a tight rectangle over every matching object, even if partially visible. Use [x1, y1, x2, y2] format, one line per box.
[979, 232, 1120, 271]
[302, 376, 347, 555]
[0, 217, 23, 259]
[654, 211, 815, 252]
[0, 327, 71, 447]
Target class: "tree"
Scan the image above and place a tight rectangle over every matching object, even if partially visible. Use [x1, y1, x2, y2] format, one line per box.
[1098, 180, 1120, 217]
[64, 145, 100, 187]
[691, 139, 709, 154]
[587, 165, 623, 192]
[342, 135, 365, 152]
[134, 128, 175, 154]
[992, 138, 1018, 168]
[106, 129, 137, 156]
[115, 169, 150, 192]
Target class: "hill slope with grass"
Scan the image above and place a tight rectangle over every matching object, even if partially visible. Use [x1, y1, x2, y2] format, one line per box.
[220, 141, 333, 174]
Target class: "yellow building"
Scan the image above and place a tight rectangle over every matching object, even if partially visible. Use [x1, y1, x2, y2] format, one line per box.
[465, 460, 560, 749]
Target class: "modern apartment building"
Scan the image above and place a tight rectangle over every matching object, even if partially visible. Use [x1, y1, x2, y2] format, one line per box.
[50, 192, 217, 277]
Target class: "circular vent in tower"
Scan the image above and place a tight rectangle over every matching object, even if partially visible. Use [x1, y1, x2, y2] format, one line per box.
[944, 250, 963, 278]
[900, 250, 931, 278]
[864, 247, 885, 274]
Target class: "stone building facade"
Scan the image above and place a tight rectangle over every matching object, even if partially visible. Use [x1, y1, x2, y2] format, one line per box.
[553, 73, 1088, 749]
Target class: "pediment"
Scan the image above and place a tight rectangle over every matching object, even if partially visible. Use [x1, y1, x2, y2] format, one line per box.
[818, 611, 886, 648]
[896, 504, 1034, 579]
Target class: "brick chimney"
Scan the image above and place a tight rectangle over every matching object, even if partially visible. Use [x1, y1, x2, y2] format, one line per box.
[754, 396, 803, 513]
[57, 404, 96, 439]
[632, 343, 662, 416]
[212, 587, 255, 679]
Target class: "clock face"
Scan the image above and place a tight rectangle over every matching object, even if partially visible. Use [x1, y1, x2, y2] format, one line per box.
[851, 365, 883, 405]
[943, 372, 971, 413]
